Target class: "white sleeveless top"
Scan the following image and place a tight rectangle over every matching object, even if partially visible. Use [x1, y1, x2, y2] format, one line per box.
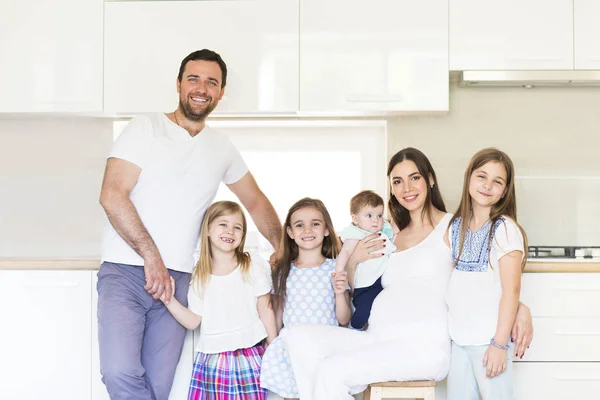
[368, 213, 453, 352]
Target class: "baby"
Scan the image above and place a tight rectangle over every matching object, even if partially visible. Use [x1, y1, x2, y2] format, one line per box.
[336, 190, 396, 329]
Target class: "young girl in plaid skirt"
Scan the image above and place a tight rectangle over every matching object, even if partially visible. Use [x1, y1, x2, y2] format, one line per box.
[161, 201, 277, 400]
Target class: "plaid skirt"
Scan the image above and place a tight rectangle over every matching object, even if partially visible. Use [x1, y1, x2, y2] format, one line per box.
[188, 345, 267, 400]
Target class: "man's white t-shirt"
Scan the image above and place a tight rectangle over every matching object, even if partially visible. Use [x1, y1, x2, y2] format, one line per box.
[187, 255, 272, 354]
[101, 113, 248, 273]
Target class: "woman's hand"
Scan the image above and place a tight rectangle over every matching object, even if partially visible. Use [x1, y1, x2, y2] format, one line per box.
[483, 345, 507, 378]
[348, 233, 387, 266]
[512, 302, 534, 358]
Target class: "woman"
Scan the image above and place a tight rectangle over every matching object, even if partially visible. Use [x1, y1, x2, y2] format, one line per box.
[283, 148, 533, 400]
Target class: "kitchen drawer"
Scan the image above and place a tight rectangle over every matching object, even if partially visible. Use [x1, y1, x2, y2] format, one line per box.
[519, 318, 600, 362]
[514, 362, 600, 399]
[521, 273, 600, 317]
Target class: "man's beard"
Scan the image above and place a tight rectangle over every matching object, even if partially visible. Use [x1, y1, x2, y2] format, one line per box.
[179, 97, 217, 121]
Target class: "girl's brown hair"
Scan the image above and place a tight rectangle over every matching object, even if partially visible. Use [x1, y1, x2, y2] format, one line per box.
[192, 201, 251, 291]
[451, 148, 529, 269]
[387, 147, 447, 230]
[271, 198, 340, 311]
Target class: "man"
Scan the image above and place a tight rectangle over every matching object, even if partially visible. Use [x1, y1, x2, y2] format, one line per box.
[97, 49, 281, 400]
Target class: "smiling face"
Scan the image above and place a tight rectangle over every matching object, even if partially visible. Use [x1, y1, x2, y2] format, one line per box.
[352, 204, 384, 233]
[389, 160, 433, 214]
[177, 60, 224, 121]
[207, 211, 245, 254]
[468, 161, 507, 209]
[286, 207, 330, 252]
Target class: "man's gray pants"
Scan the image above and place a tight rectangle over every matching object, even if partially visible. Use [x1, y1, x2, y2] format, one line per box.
[97, 261, 191, 400]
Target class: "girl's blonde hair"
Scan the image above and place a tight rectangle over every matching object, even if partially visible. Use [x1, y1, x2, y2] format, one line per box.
[271, 198, 340, 311]
[451, 148, 529, 269]
[192, 201, 251, 290]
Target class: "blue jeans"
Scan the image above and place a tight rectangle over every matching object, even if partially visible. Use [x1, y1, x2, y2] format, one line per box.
[447, 341, 514, 400]
[97, 261, 191, 400]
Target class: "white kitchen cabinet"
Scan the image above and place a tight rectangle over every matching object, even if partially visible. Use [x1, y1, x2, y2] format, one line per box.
[515, 273, 600, 399]
[521, 273, 600, 318]
[514, 363, 600, 399]
[521, 318, 600, 362]
[104, 0, 299, 115]
[91, 270, 195, 400]
[0, 270, 92, 400]
[450, 0, 573, 70]
[0, 0, 103, 112]
[575, 0, 600, 69]
[299, 0, 448, 113]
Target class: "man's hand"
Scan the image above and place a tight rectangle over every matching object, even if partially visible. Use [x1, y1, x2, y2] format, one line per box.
[144, 258, 172, 303]
[269, 248, 280, 269]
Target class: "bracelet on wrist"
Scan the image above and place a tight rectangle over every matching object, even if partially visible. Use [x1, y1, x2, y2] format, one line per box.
[489, 337, 509, 350]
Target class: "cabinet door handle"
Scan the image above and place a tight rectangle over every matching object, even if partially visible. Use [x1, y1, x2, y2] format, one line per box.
[554, 331, 600, 336]
[553, 376, 600, 381]
[25, 282, 81, 288]
[345, 94, 404, 102]
[555, 286, 600, 292]
[506, 56, 563, 61]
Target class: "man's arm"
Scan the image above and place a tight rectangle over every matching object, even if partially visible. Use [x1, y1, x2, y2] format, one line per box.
[227, 172, 282, 252]
[99, 157, 172, 302]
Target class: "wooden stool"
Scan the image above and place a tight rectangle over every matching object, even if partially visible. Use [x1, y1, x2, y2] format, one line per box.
[363, 380, 436, 400]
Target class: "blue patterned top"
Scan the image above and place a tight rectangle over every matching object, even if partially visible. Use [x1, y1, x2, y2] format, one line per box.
[450, 216, 505, 272]
[283, 258, 339, 327]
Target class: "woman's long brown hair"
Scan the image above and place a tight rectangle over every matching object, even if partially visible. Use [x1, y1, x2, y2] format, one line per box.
[451, 148, 529, 269]
[387, 147, 447, 231]
[271, 198, 340, 312]
[191, 201, 251, 292]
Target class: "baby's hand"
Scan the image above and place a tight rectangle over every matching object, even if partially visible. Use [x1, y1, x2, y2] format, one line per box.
[160, 277, 176, 304]
[331, 271, 348, 295]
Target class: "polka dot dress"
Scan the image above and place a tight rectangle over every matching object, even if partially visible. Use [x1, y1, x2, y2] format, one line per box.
[260, 259, 339, 398]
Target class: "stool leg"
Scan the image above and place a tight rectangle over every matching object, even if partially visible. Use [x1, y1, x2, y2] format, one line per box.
[369, 387, 382, 400]
[363, 387, 371, 400]
[423, 387, 435, 400]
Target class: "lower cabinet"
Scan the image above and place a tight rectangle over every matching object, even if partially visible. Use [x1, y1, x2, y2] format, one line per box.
[0, 270, 92, 400]
[514, 362, 600, 398]
[513, 272, 600, 399]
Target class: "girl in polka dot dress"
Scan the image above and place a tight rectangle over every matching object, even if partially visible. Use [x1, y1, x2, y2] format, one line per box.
[260, 198, 351, 399]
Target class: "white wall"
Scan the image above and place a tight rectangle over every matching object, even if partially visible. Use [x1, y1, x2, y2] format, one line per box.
[1, 80, 598, 258]
[0, 117, 113, 257]
[388, 77, 600, 246]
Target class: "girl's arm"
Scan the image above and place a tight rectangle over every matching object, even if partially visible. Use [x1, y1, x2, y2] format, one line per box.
[257, 293, 278, 345]
[163, 298, 202, 330]
[161, 277, 202, 330]
[336, 239, 359, 288]
[274, 301, 284, 333]
[495, 250, 523, 345]
[332, 271, 352, 326]
[484, 250, 523, 378]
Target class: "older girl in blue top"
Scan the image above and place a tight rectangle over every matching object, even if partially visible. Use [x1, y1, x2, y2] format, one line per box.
[445, 148, 528, 400]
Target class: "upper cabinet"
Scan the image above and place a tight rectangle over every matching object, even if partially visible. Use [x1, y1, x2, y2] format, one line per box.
[104, 0, 299, 115]
[0, 0, 103, 112]
[574, 0, 600, 70]
[299, 0, 449, 113]
[450, 0, 573, 70]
